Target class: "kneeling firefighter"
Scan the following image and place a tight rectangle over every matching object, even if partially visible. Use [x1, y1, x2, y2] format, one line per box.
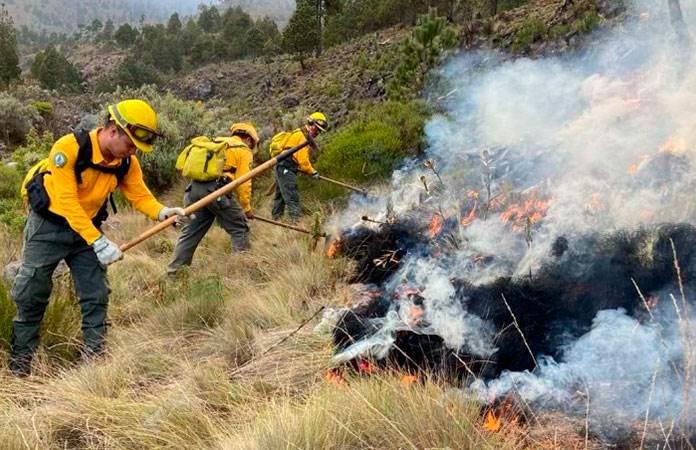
[11, 99, 185, 376]
[167, 123, 259, 276]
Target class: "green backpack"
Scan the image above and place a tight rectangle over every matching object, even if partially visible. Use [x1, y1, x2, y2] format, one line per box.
[176, 136, 229, 181]
[268, 131, 291, 158]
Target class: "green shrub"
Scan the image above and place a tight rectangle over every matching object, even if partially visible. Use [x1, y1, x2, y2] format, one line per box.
[511, 17, 547, 52]
[117, 59, 160, 88]
[305, 100, 429, 202]
[498, 0, 529, 12]
[30, 46, 83, 92]
[573, 11, 601, 33]
[11, 127, 53, 173]
[31, 100, 53, 116]
[0, 92, 40, 144]
[0, 163, 24, 232]
[0, 282, 15, 349]
[0, 163, 20, 199]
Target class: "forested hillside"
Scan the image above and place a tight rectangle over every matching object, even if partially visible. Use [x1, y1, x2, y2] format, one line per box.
[4, 0, 205, 32]
[4, 0, 295, 33]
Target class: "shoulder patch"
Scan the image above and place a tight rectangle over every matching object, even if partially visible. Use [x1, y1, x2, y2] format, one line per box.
[53, 152, 68, 168]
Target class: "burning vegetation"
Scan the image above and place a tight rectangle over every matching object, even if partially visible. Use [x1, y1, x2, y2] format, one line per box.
[322, 5, 696, 443]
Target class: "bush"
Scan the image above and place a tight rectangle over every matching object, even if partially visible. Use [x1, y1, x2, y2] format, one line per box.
[30, 46, 83, 92]
[511, 17, 547, 52]
[31, 100, 53, 116]
[0, 163, 24, 232]
[96, 58, 161, 93]
[305, 100, 429, 202]
[0, 92, 40, 145]
[0, 281, 15, 349]
[118, 60, 161, 88]
[498, 0, 529, 12]
[573, 11, 601, 33]
[11, 127, 53, 173]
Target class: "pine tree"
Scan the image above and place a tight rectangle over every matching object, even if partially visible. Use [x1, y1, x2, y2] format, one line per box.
[167, 13, 182, 35]
[198, 5, 221, 33]
[99, 19, 115, 42]
[283, 0, 320, 69]
[114, 23, 138, 48]
[0, 3, 21, 89]
[390, 8, 457, 98]
[31, 47, 83, 92]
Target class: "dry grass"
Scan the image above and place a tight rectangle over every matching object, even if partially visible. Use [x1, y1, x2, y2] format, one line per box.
[220, 374, 520, 450]
[0, 204, 619, 449]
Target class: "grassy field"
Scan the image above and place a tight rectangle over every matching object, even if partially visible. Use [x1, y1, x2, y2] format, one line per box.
[0, 195, 545, 449]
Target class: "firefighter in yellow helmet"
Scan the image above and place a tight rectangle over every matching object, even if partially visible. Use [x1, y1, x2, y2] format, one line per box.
[9, 99, 185, 376]
[271, 112, 328, 221]
[167, 122, 258, 276]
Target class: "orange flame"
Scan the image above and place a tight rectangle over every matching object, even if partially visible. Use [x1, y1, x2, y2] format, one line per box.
[325, 369, 345, 385]
[483, 410, 502, 432]
[326, 239, 341, 258]
[406, 305, 424, 327]
[400, 375, 418, 385]
[585, 193, 604, 211]
[428, 213, 444, 238]
[461, 207, 478, 227]
[499, 191, 550, 232]
[659, 136, 685, 154]
[628, 155, 650, 174]
[357, 359, 377, 374]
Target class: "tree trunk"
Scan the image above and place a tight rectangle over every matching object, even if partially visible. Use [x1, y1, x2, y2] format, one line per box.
[315, 0, 323, 57]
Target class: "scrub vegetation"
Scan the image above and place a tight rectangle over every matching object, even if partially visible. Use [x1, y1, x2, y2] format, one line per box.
[0, 0, 621, 448]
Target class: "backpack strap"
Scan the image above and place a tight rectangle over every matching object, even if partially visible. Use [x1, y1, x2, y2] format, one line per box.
[300, 127, 318, 151]
[73, 130, 131, 185]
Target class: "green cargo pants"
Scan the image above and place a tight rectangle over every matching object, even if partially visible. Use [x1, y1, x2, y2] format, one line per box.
[271, 160, 302, 221]
[10, 211, 110, 374]
[167, 181, 250, 275]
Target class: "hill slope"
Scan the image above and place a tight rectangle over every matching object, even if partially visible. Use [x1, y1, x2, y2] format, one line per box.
[4, 0, 294, 33]
[4, 0, 205, 32]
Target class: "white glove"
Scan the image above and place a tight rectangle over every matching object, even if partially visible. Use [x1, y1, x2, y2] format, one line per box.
[92, 235, 123, 267]
[158, 206, 186, 222]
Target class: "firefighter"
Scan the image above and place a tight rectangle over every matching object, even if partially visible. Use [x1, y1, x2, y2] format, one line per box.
[271, 112, 328, 221]
[10, 99, 185, 376]
[167, 123, 258, 277]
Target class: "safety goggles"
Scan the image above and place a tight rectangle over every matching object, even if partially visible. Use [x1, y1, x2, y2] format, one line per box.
[311, 119, 328, 132]
[126, 124, 162, 145]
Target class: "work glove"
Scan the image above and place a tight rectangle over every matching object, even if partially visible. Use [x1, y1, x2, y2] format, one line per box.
[92, 235, 123, 267]
[245, 210, 255, 220]
[175, 213, 193, 227]
[311, 172, 320, 179]
[158, 206, 186, 222]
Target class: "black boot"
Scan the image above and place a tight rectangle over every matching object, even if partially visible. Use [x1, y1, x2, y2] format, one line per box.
[9, 353, 32, 377]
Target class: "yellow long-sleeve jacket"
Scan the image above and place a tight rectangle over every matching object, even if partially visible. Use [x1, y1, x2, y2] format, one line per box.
[284, 128, 316, 174]
[219, 136, 254, 212]
[43, 129, 164, 244]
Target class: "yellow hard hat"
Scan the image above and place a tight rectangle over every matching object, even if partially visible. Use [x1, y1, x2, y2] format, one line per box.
[229, 122, 259, 146]
[107, 99, 162, 153]
[307, 112, 328, 132]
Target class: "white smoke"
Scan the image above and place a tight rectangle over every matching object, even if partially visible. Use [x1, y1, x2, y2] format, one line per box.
[331, 0, 696, 434]
[471, 305, 695, 436]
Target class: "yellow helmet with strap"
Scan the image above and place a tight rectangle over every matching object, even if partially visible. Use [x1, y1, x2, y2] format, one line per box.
[107, 99, 162, 153]
[307, 112, 328, 132]
[229, 122, 260, 147]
